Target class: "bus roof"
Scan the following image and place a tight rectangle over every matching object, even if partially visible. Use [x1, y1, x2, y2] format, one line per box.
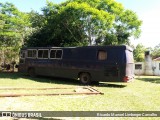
[21, 45, 133, 51]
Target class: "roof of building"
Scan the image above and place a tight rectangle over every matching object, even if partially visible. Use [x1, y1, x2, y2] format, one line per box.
[153, 57, 160, 61]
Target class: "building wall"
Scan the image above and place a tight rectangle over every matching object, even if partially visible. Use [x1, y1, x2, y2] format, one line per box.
[134, 51, 160, 76]
[152, 61, 160, 76]
[134, 61, 160, 76]
[134, 62, 145, 75]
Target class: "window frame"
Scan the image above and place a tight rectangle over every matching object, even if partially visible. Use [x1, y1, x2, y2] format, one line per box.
[20, 50, 26, 59]
[27, 49, 37, 59]
[97, 50, 107, 61]
[50, 49, 63, 59]
[37, 49, 49, 59]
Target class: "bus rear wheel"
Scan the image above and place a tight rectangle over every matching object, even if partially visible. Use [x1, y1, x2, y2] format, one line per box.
[28, 68, 36, 77]
[79, 73, 91, 85]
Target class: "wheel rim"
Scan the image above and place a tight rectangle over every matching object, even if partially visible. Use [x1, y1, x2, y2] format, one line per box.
[80, 73, 90, 84]
[82, 76, 88, 83]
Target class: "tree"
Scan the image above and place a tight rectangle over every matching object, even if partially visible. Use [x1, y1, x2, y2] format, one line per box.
[26, 0, 142, 47]
[0, 2, 30, 64]
[133, 44, 146, 62]
[98, 0, 142, 45]
[26, 1, 114, 47]
[151, 43, 160, 59]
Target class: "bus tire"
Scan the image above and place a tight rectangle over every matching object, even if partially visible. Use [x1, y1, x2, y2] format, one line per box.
[79, 73, 91, 85]
[28, 68, 36, 77]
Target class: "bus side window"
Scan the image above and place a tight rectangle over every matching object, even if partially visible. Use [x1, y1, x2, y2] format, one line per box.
[98, 50, 107, 60]
[38, 50, 49, 59]
[56, 50, 62, 59]
[20, 51, 26, 58]
[50, 49, 62, 59]
[43, 50, 49, 58]
[50, 50, 56, 58]
[27, 50, 37, 58]
[20, 50, 26, 64]
[38, 50, 43, 58]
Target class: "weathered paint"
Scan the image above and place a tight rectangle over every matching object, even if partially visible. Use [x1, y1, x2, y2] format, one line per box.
[18, 45, 134, 83]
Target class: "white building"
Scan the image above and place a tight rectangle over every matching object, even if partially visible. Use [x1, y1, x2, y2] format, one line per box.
[134, 62, 145, 75]
[152, 57, 160, 76]
[134, 52, 160, 76]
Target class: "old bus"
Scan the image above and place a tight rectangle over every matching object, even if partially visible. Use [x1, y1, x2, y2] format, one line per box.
[18, 45, 134, 84]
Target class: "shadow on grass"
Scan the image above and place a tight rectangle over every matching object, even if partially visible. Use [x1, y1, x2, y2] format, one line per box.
[28, 76, 127, 88]
[0, 72, 127, 88]
[0, 72, 21, 79]
[98, 83, 127, 88]
[136, 76, 160, 84]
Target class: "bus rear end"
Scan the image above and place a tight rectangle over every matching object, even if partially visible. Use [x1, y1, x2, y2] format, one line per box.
[123, 47, 134, 82]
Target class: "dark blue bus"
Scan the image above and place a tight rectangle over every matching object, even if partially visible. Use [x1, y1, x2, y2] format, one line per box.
[18, 45, 134, 84]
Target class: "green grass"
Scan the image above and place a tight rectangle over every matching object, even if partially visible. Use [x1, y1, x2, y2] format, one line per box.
[0, 73, 160, 120]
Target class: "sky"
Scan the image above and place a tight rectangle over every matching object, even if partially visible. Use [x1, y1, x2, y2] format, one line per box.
[1, 0, 160, 48]
[116, 0, 160, 48]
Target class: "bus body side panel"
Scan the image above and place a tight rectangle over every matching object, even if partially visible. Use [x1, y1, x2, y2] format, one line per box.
[18, 63, 27, 73]
[18, 45, 134, 83]
[34, 59, 53, 76]
[89, 48, 124, 82]
[57, 47, 123, 82]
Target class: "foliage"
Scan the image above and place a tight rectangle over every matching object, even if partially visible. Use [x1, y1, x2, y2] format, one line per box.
[133, 44, 146, 62]
[25, 0, 142, 47]
[0, 1, 142, 63]
[133, 43, 160, 62]
[151, 43, 160, 59]
[0, 2, 30, 63]
[102, 2, 142, 45]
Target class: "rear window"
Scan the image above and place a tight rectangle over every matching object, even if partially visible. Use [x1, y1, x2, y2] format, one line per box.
[125, 50, 134, 63]
[98, 50, 107, 60]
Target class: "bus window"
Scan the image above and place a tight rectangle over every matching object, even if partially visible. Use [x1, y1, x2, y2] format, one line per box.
[98, 50, 107, 60]
[20, 51, 26, 58]
[50, 49, 62, 59]
[50, 50, 56, 58]
[20, 51, 26, 64]
[56, 50, 62, 59]
[27, 50, 37, 58]
[38, 50, 49, 59]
